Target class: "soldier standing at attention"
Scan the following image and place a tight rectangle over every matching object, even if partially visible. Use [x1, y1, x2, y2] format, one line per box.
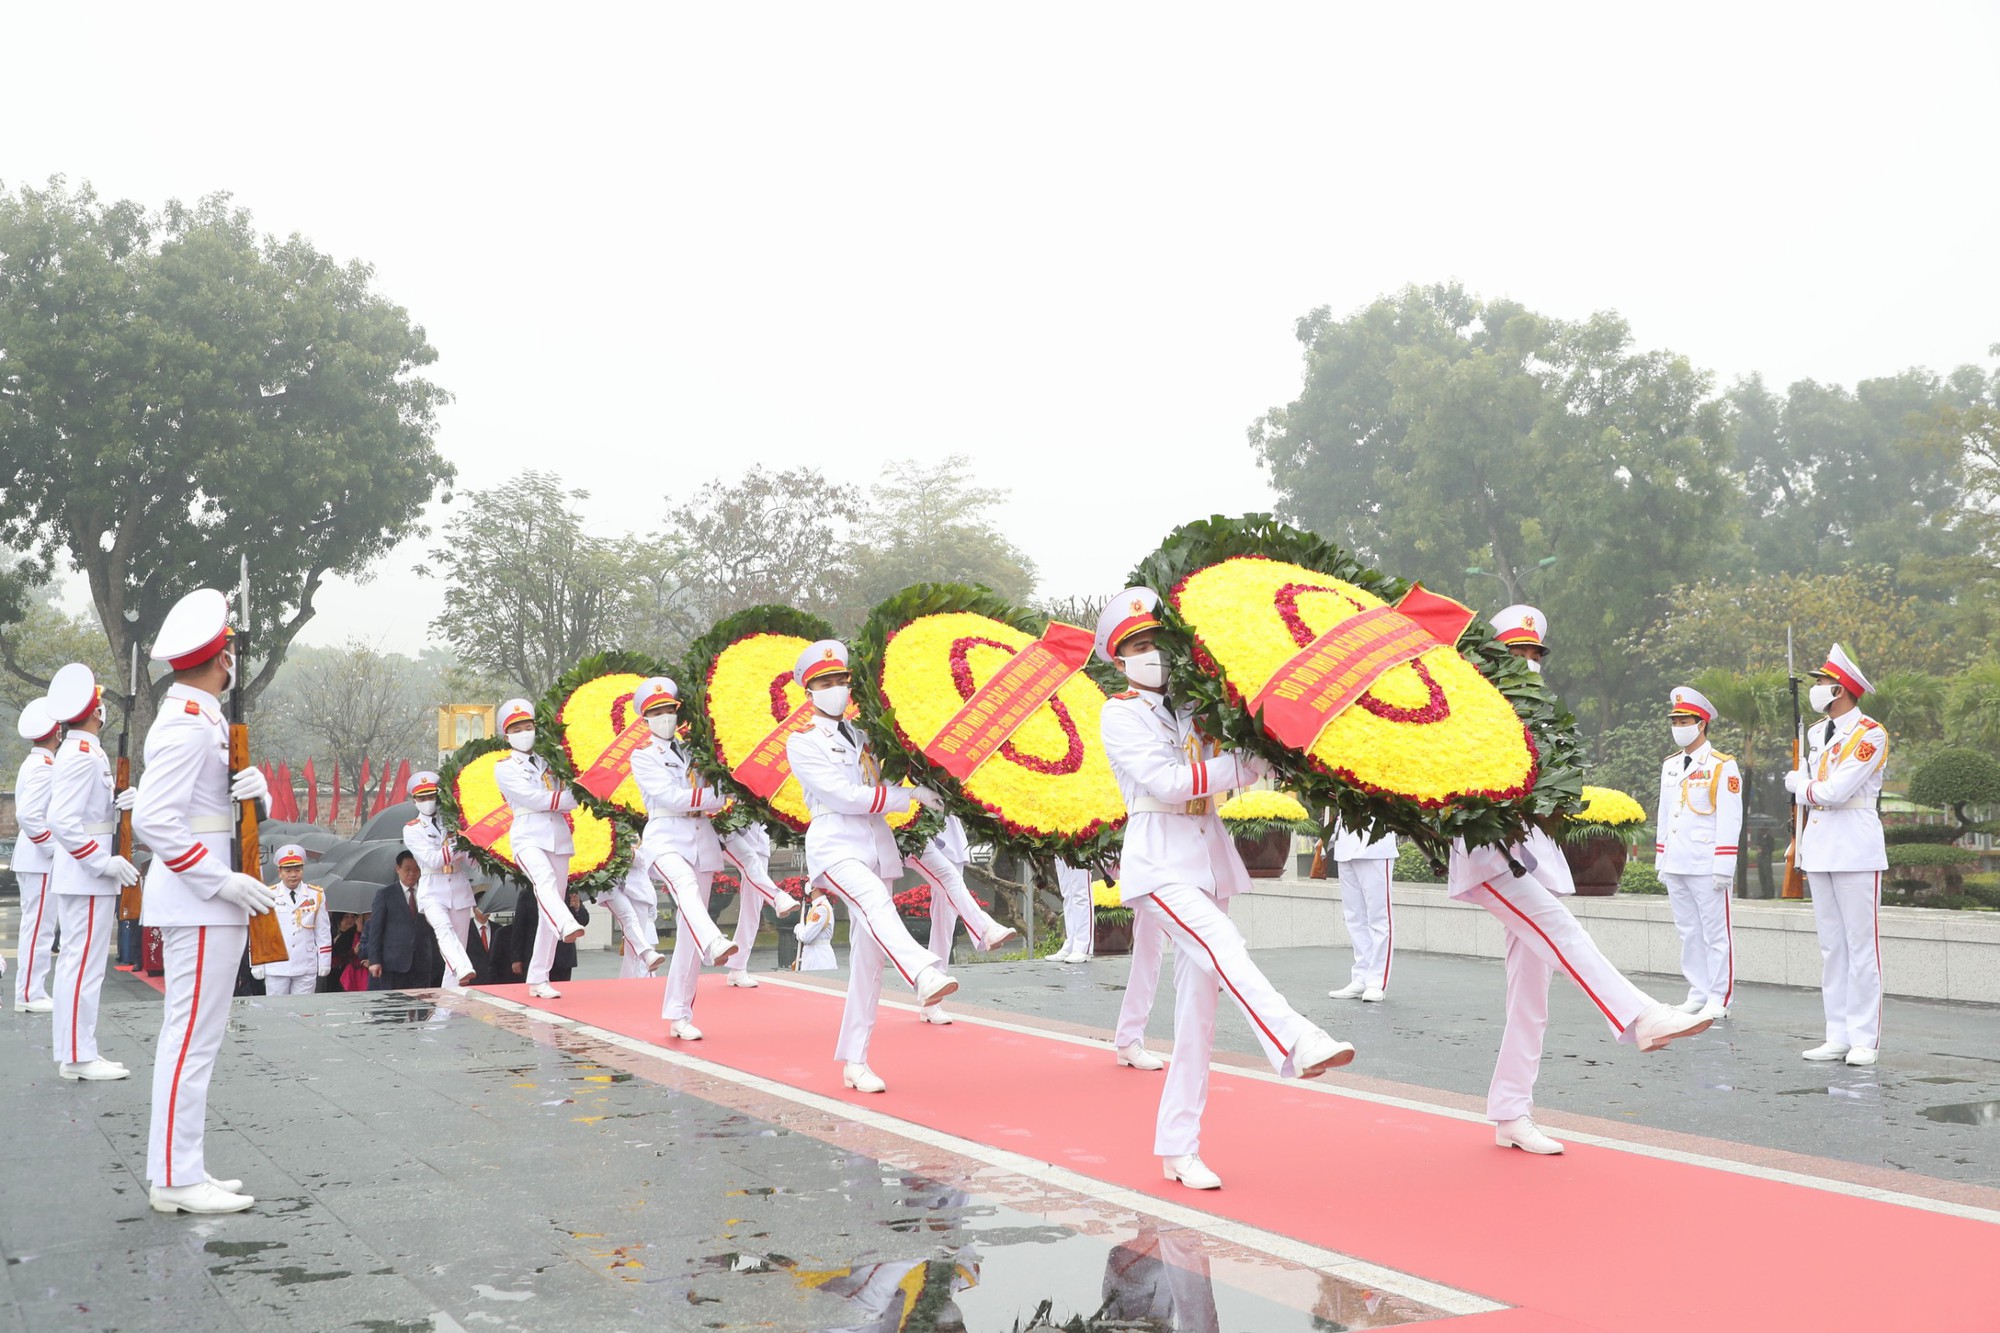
[251, 844, 332, 995]
[1654, 687, 1742, 1021]
[1326, 817, 1397, 1003]
[13, 698, 62, 1014]
[404, 770, 480, 990]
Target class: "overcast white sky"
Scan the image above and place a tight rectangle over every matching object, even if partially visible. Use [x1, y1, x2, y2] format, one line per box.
[7, 3, 1997, 655]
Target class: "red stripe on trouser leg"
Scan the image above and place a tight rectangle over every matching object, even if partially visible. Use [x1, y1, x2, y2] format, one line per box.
[1381, 875, 1394, 992]
[823, 872, 917, 987]
[1873, 872, 1883, 1043]
[1722, 891, 1734, 1007]
[22, 877, 48, 1005]
[1150, 893, 1289, 1054]
[68, 897, 96, 1062]
[164, 926, 206, 1188]
[1481, 882, 1627, 1032]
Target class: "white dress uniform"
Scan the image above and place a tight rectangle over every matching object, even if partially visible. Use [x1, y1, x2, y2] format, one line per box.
[12, 702, 60, 1011]
[794, 894, 837, 970]
[1329, 818, 1397, 994]
[1055, 858, 1095, 960]
[46, 681, 123, 1070]
[719, 821, 803, 981]
[1100, 1228, 1221, 1333]
[629, 725, 736, 1024]
[403, 773, 478, 990]
[492, 701, 585, 987]
[1654, 687, 1743, 1011]
[913, 815, 1012, 975]
[785, 639, 949, 1074]
[1791, 646, 1889, 1056]
[255, 857, 332, 996]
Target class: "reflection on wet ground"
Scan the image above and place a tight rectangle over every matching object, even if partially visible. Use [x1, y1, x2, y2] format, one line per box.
[1920, 1100, 2000, 1127]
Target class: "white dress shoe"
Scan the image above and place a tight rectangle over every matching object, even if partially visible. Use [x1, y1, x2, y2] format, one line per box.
[60, 1059, 130, 1081]
[640, 948, 667, 974]
[915, 966, 959, 1007]
[1632, 1003, 1712, 1051]
[1327, 981, 1367, 999]
[1162, 1154, 1222, 1190]
[1063, 950, 1092, 964]
[772, 892, 801, 916]
[16, 998, 54, 1014]
[724, 971, 759, 988]
[702, 937, 739, 967]
[207, 1175, 244, 1193]
[1844, 1047, 1879, 1067]
[1044, 950, 1074, 964]
[150, 1181, 254, 1215]
[456, 968, 479, 987]
[1697, 1000, 1729, 1020]
[1675, 997, 1706, 1015]
[1291, 1029, 1356, 1078]
[842, 1063, 886, 1093]
[917, 1006, 954, 1025]
[668, 1020, 703, 1041]
[1116, 1042, 1165, 1071]
[980, 927, 1021, 952]
[1802, 1042, 1852, 1062]
[1360, 987, 1386, 1003]
[1495, 1116, 1565, 1155]
[562, 926, 585, 944]
[527, 983, 561, 999]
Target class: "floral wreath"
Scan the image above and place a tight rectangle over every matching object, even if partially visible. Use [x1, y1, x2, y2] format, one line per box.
[542, 650, 673, 824]
[1130, 514, 1585, 857]
[850, 583, 1126, 868]
[437, 734, 634, 900]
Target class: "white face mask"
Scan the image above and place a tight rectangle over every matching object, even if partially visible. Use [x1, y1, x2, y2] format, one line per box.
[1671, 723, 1701, 749]
[224, 651, 238, 693]
[415, 799, 438, 816]
[1523, 659, 1542, 675]
[810, 684, 850, 717]
[1120, 650, 1167, 690]
[1809, 683, 1838, 714]
[93, 703, 107, 727]
[646, 712, 678, 739]
[507, 728, 536, 752]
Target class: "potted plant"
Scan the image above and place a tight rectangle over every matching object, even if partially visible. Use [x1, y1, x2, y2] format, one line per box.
[1559, 786, 1647, 895]
[1092, 878, 1134, 954]
[1218, 790, 1317, 879]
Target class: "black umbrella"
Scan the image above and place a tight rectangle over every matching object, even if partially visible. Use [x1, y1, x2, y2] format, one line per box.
[356, 801, 419, 841]
[294, 829, 344, 855]
[339, 843, 408, 886]
[318, 878, 384, 915]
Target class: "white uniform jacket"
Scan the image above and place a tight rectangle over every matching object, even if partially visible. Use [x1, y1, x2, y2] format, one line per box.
[1447, 827, 1574, 901]
[1329, 818, 1396, 862]
[1795, 710, 1888, 873]
[268, 882, 333, 976]
[632, 737, 727, 873]
[12, 746, 56, 876]
[404, 813, 475, 909]
[134, 684, 251, 927]
[49, 732, 119, 897]
[495, 751, 575, 855]
[1655, 742, 1743, 878]
[1099, 691, 1259, 904]
[919, 814, 971, 869]
[786, 714, 916, 881]
[794, 896, 837, 969]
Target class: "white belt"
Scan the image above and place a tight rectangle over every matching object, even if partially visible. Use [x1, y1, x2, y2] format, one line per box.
[81, 821, 116, 836]
[1129, 796, 1216, 817]
[191, 814, 235, 833]
[1812, 799, 1875, 812]
[653, 811, 708, 820]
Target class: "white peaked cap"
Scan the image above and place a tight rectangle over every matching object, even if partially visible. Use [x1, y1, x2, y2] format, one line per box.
[16, 698, 58, 741]
[794, 640, 849, 688]
[46, 663, 99, 725]
[152, 588, 232, 667]
[1094, 587, 1162, 664]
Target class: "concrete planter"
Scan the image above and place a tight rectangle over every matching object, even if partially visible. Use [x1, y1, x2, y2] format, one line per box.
[1232, 828, 1293, 879]
[1561, 834, 1628, 896]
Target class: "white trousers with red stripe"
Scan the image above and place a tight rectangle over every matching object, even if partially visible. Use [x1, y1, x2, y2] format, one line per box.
[15, 871, 56, 1006]
[513, 846, 578, 985]
[1132, 885, 1318, 1157]
[263, 971, 318, 996]
[148, 923, 246, 1188]
[1461, 875, 1653, 1122]
[1807, 870, 1883, 1050]
[817, 859, 944, 1066]
[721, 844, 797, 975]
[51, 893, 114, 1065]
[1061, 875, 1094, 959]
[654, 854, 725, 1021]
[420, 902, 475, 990]
[1113, 907, 1168, 1048]
[607, 864, 660, 979]
[1660, 871, 1734, 1006]
[1336, 859, 1394, 991]
[914, 852, 1004, 972]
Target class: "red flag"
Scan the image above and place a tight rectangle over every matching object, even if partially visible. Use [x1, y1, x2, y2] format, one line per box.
[280, 763, 299, 822]
[389, 759, 412, 805]
[304, 759, 319, 825]
[372, 756, 394, 814]
[357, 758, 372, 820]
[330, 759, 343, 826]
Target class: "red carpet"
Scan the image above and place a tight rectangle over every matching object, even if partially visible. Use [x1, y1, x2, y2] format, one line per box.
[493, 976, 1995, 1332]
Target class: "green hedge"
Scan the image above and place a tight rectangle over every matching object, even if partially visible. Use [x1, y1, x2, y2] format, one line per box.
[1885, 843, 1980, 868]
[1619, 858, 1666, 894]
[1882, 824, 1963, 845]
[1394, 843, 1444, 884]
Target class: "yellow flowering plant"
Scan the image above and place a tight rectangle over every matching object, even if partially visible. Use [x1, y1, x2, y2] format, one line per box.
[543, 650, 672, 821]
[1132, 515, 1585, 860]
[1562, 785, 1649, 844]
[438, 735, 631, 897]
[1090, 878, 1133, 925]
[1217, 790, 1318, 837]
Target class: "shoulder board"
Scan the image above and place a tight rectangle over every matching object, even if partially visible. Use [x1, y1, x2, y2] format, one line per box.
[41, 754, 53, 765]
[1858, 719, 1883, 733]
[1112, 690, 1139, 700]
[78, 739, 91, 753]
[406, 818, 420, 826]
[184, 700, 202, 715]
[1709, 750, 1734, 764]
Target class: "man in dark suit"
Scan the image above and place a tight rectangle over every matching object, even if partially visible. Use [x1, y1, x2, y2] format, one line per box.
[367, 851, 439, 989]
[465, 903, 509, 986]
[508, 884, 590, 983]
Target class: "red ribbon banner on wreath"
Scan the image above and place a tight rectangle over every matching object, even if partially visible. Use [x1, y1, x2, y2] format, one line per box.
[923, 622, 1095, 782]
[462, 804, 513, 850]
[576, 720, 653, 801]
[730, 699, 820, 800]
[1247, 584, 1477, 752]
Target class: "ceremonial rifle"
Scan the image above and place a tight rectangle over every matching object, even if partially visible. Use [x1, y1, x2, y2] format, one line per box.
[116, 642, 143, 922]
[1782, 627, 1807, 900]
[233, 557, 289, 965]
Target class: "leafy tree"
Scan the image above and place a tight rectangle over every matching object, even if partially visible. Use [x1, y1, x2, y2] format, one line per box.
[256, 640, 439, 803]
[847, 456, 1037, 613]
[1945, 659, 2000, 749]
[1907, 748, 2000, 834]
[426, 472, 631, 697]
[662, 467, 862, 636]
[0, 178, 453, 736]
[0, 581, 119, 775]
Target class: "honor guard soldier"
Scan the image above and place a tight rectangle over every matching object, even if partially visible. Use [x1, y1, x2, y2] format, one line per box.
[252, 845, 331, 995]
[718, 820, 803, 988]
[785, 640, 956, 1093]
[907, 814, 1020, 1023]
[1451, 606, 1711, 1157]
[404, 771, 480, 989]
[13, 698, 61, 1013]
[793, 883, 837, 971]
[1655, 687, 1742, 1020]
[623, 678, 741, 1036]
[133, 587, 281, 1214]
[493, 697, 587, 998]
[1052, 858, 1094, 963]
[45, 663, 140, 1080]
[1326, 817, 1397, 1002]
[1097, 589, 1353, 1191]
[1784, 645, 1889, 1066]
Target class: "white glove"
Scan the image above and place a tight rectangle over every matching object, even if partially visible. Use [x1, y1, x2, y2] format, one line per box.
[251, 965, 266, 981]
[230, 766, 271, 804]
[910, 786, 945, 812]
[114, 787, 138, 811]
[1782, 768, 1807, 795]
[215, 872, 278, 916]
[1712, 875, 1733, 894]
[1229, 752, 1270, 784]
[317, 961, 331, 978]
[107, 855, 141, 887]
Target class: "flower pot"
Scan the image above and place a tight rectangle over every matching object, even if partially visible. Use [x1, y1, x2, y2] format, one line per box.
[1231, 828, 1293, 880]
[1093, 915, 1134, 955]
[1561, 835, 1629, 896]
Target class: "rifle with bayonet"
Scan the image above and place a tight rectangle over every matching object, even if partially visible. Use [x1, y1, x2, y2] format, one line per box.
[234, 557, 290, 966]
[1782, 627, 1807, 899]
[116, 642, 143, 922]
